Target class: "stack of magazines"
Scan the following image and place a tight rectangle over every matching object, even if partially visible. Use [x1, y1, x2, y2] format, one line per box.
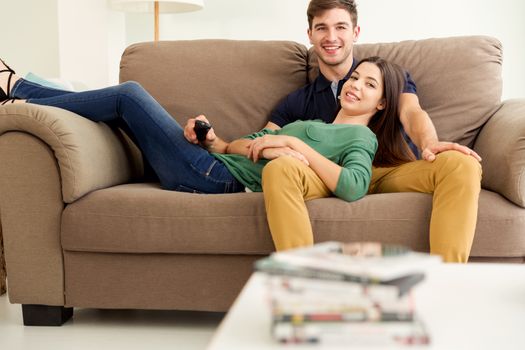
[255, 241, 441, 346]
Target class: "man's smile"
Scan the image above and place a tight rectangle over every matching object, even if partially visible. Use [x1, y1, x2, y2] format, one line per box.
[322, 44, 342, 55]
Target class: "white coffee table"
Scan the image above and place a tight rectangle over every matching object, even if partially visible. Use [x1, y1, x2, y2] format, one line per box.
[207, 263, 525, 349]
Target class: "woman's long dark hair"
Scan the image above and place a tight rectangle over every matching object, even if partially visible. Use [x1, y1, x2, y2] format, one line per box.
[356, 56, 416, 167]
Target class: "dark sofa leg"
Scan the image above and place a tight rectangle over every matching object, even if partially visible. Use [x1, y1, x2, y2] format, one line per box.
[22, 304, 73, 326]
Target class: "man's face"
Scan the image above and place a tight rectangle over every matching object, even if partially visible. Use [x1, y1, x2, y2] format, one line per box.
[308, 8, 360, 69]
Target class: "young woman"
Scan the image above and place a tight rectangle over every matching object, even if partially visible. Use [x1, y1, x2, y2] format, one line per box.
[0, 57, 412, 246]
[249, 57, 415, 250]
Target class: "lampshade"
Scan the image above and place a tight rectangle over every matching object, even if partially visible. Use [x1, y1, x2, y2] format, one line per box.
[109, 0, 204, 13]
[108, 0, 204, 41]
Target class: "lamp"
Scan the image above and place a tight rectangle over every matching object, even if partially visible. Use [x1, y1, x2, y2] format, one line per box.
[109, 0, 204, 41]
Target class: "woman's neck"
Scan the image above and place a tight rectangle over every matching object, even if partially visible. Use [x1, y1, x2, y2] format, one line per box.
[332, 110, 373, 126]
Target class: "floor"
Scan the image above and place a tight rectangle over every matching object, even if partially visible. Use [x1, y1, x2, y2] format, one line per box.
[0, 293, 224, 350]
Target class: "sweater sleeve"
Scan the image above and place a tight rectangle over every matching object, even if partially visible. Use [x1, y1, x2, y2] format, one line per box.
[333, 137, 377, 202]
[242, 128, 277, 139]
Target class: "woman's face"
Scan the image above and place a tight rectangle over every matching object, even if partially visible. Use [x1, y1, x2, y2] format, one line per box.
[339, 62, 385, 118]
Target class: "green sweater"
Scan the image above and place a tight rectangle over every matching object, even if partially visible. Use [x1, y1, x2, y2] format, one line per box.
[212, 120, 377, 202]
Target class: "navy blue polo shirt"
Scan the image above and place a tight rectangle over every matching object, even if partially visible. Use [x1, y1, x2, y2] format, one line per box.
[270, 57, 419, 157]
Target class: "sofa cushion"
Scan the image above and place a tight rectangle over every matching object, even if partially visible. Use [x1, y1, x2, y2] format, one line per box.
[61, 184, 525, 258]
[0, 224, 5, 295]
[474, 99, 525, 208]
[61, 183, 275, 254]
[119, 40, 308, 142]
[60, 184, 433, 255]
[308, 36, 503, 148]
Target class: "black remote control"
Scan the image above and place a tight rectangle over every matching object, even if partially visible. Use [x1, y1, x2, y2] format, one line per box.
[194, 120, 212, 142]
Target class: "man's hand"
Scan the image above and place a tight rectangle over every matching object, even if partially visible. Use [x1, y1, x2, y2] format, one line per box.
[421, 142, 482, 162]
[183, 115, 217, 148]
[261, 147, 309, 165]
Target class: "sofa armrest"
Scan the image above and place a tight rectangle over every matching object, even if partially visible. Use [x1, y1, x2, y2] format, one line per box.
[474, 99, 525, 208]
[0, 103, 142, 306]
[0, 103, 142, 203]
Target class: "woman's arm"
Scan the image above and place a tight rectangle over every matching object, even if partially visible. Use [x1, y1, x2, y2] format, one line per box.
[183, 116, 285, 156]
[303, 140, 374, 201]
[183, 116, 252, 154]
[183, 115, 228, 153]
[225, 121, 283, 156]
[227, 138, 310, 165]
[225, 138, 252, 155]
[248, 135, 342, 192]
[249, 134, 375, 201]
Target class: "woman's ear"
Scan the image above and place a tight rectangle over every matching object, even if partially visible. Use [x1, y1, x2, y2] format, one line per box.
[377, 98, 386, 111]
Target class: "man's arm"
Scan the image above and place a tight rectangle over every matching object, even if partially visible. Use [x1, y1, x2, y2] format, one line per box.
[398, 93, 481, 162]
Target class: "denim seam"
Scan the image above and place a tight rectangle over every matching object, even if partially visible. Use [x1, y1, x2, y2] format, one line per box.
[9, 79, 23, 97]
[188, 161, 237, 186]
[204, 160, 217, 176]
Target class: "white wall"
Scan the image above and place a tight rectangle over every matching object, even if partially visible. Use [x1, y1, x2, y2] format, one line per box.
[1, 0, 60, 78]
[357, 0, 525, 101]
[57, 0, 126, 89]
[2, 0, 124, 90]
[125, 0, 525, 100]
[2, 0, 524, 99]
[124, 0, 311, 44]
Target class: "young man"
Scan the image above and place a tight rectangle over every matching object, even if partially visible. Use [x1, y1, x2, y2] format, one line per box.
[185, 0, 482, 263]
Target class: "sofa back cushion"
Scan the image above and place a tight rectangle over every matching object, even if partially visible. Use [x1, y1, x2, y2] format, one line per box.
[120, 40, 308, 141]
[309, 36, 503, 147]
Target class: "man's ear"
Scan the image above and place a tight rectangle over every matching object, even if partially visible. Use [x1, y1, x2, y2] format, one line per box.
[353, 25, 361, 43]
[307, 28, 313, 44]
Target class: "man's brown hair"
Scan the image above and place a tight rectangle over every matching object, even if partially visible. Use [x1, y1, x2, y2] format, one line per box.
[307, 0, 358, 29]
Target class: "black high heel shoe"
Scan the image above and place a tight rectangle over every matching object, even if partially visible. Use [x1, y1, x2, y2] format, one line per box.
[0, 58, 16, 105]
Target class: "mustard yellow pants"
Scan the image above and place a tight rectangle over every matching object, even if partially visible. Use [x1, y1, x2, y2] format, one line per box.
[261, 151, 482, 263]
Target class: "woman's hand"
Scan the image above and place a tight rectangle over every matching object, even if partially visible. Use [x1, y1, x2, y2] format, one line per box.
[251, 133, 344, 193]
[183, 115, 217, 149]
[248, 134, 297, 162]
[260, 147, 310, 165]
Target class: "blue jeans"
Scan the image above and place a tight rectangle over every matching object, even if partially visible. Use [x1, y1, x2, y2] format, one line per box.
[11, 79, 245, 194]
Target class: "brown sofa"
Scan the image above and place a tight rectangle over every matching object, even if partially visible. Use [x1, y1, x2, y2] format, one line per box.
[1, 36, 524, 326]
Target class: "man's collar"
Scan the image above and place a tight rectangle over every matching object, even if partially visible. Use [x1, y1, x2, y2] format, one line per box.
[314, 72, 333, 93]
[314, 58, 359, 93]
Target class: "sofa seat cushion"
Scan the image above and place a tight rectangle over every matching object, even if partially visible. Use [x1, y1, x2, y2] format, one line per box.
[61, 183, 275, 255]
[61, 183, 432, 255]
[61, 184, 525, 257]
